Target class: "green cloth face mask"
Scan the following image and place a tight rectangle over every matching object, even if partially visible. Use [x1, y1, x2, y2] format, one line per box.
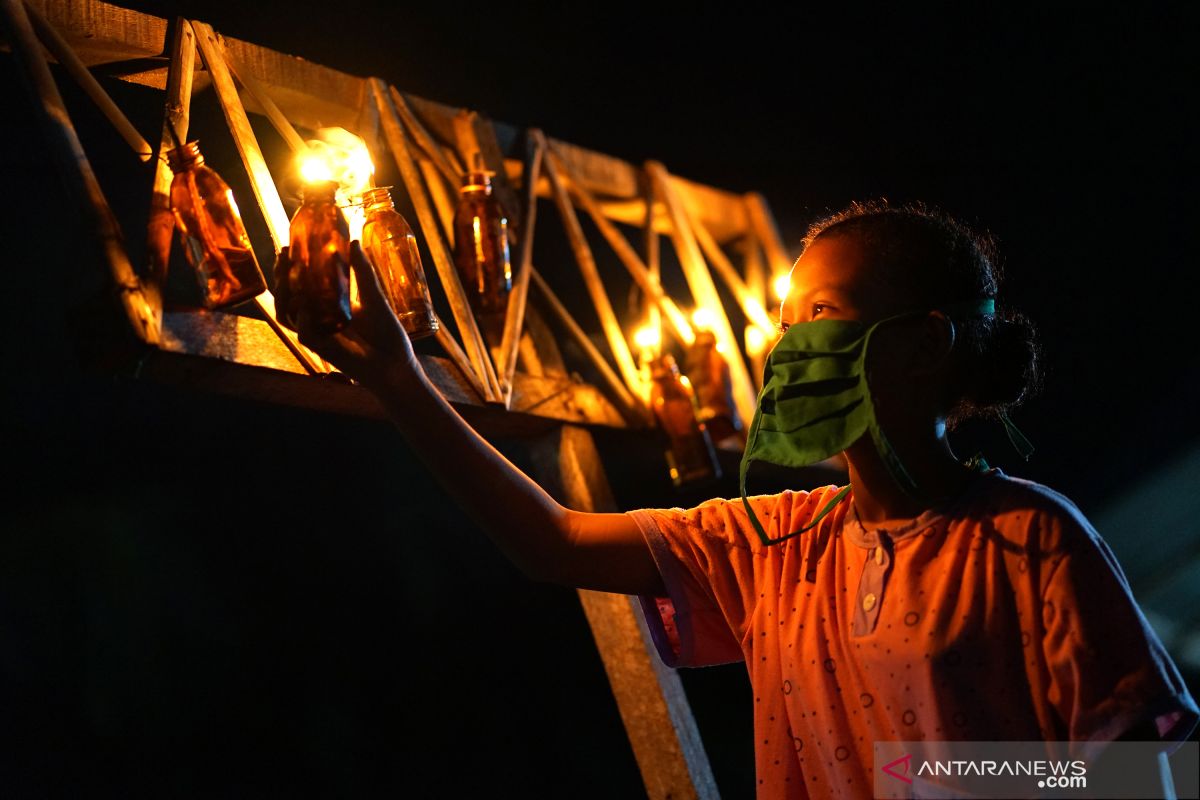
[739, 298, 1031, 546]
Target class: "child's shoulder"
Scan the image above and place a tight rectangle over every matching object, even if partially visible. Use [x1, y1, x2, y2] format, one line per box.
[964, 468, 1105, 558]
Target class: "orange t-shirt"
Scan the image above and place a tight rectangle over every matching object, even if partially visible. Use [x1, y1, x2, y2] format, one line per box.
[627, 468, 1198, 800]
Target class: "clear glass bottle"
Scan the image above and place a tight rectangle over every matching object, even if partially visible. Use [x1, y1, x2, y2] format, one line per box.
[286, 179, 352, 334]
[684, 329, 741, 446]
[452, 160, 512, 344]
[361, 187, 439, 340]
[167, 141, 267, 309]
[649, 354, 722, 487]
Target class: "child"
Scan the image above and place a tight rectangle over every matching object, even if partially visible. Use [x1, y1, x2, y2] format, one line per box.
[275, 200, 1197, 799]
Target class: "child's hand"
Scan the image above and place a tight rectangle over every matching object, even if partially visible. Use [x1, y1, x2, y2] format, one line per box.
[273, 241, 418, 387]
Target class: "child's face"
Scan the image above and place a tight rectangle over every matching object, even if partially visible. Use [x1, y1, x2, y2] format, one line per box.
[778, 234, 910, 332]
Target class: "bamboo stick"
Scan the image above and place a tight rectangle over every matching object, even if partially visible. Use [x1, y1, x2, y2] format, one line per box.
[370, 78, 503, 403]
[688, 204, 777, 333]
[223, 51, 309, 155]
[191, 20, 326, 375]
[530, 269, 644, 426]
[391, 89, 463, 186]
[145, 17, 196, 312]
[647, 161, 757, 427]
[435, 321, 486, 399]
[497, 129, 544, 406]
[744, 192, 793, 277]
[548, 148, 694, 347]
[541, 144, 643, 397]
[0, 0, 158, 344]
[417, 157, 456, 245]
[23, 0, 153, 161]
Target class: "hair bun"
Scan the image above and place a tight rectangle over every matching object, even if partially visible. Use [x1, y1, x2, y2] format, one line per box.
[960, 312, 1040, 412]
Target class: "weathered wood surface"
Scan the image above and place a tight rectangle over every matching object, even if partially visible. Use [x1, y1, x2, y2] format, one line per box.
[527, 426, 720, 800]
[12, 0, 752, 242]
[154, 311, 629, 433]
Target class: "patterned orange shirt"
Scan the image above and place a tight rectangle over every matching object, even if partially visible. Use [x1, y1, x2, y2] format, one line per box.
[628, 468, 1198, 800]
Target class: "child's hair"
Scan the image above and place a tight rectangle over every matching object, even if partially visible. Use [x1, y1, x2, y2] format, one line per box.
[802, 199, 1041, 427]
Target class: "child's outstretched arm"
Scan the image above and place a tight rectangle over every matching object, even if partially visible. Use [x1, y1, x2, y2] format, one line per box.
[275, 243, 666, 597]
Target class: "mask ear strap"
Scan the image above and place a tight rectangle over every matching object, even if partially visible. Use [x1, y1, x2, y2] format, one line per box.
[743, 484, 851, 547]
[999, 409, 1035, 460]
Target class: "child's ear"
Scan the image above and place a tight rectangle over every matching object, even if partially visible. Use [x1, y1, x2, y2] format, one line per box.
[909, 311, 956, 376]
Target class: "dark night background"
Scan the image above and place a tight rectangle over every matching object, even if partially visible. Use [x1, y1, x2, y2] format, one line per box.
[2, 3, 1197, 798]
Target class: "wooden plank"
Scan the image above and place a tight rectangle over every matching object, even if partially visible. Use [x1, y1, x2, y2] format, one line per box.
[527, 425, 719, 800]
[14, 1, 753, 240]
[372, 79, 502, 402]
[0, 0, 159, 346]
[24, 0, 152, 160]
[153, 311, 627, 432]
[391, 90, 461, 187]
[549, 148, 694, 347]
[541, 147, 643, 397]
[223, 49, 308, 155]
[648, 161, 758, 427]
[190, 19, 326, 376]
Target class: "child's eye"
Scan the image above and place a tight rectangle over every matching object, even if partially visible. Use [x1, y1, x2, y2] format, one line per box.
[776, 321, 791, 334]
[812, 304, 827, 319]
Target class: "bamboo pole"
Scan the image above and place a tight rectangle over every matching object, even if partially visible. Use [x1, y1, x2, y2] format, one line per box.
[541, 144, 643, 397]
[647, 161, 757, 427]
[0, 0, 159, 344]
[391, 90, 463, 185]
[417, 157, 456, 245]
[370, 78, 503, 402]
[23, 0, 153, 161]
[435, 321, 486, 399]
[497, 129, 545, 405]
[744, 191, 793, 277]
[191, 20, 325, 375]
[530, 269, 644, 426]
[223, 51, 309, 155]
[546, 148, 694, 348]
[688, 206, 776, 333]
[145, 17, 196, 311]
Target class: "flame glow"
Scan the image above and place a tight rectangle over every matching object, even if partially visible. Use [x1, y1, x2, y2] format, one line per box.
[772, 272, 792, 303]
[691, 307, 716, 332]
[300, 127, 375, 197]
[633, 324, 661, 351]
[745, 325, 768, 356]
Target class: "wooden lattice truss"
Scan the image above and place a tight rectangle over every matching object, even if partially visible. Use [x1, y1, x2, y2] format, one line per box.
[2, 2, 802, 796]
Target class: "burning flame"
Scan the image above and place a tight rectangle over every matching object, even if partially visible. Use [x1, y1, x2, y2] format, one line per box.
[299, 127, 375, 197]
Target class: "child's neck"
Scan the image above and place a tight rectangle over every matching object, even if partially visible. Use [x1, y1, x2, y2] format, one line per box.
[844, 423, 976, 526]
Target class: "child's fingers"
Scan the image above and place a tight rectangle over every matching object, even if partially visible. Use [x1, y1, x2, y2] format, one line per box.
[349, 241, 389, 311]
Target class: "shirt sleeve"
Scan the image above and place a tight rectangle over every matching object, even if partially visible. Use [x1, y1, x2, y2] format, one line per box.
[1037, 500, 1199, 751]
[626, 496, 772, 668]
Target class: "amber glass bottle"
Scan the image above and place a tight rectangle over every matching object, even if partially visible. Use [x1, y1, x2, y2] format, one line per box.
[167, 141, 267, 309]
[452, 163, 512, 343]
[683, 330, 741, 445]
[285, 179, 352, 334]
[361, 187, 438, 340]
[649, 354, 722, 487]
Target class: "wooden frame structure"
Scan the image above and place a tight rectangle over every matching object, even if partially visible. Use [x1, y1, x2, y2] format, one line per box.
[1, 2, 801, 796]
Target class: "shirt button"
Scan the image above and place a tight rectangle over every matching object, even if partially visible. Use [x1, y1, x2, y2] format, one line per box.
[875, 547, 885, 565]
[862, 593, 877, 612]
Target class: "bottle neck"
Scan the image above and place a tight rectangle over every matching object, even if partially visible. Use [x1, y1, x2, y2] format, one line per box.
[361, 186, 395, 216]
[460, 171, 494, 195]
[167, 141, 204, 172]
